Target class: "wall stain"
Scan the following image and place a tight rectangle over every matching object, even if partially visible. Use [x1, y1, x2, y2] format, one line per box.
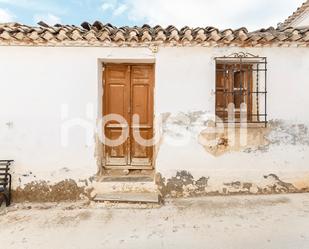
[156, 171, 209, 198]
[162, 112, 309, 156]
[156, 171, 309, 198]
[11, 113, 309, 202]
[12, 179, 92, 202]
[267, 120, 309, 146]
[261, 174, 298, 193]
[199, 122, 272, 156]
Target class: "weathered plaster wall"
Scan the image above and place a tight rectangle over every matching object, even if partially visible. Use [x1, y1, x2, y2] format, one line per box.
[0, 46, 156, 200]
[156, 117, 309, 197]
[0, 46, 309, 200]
[154, 46, 309, 195]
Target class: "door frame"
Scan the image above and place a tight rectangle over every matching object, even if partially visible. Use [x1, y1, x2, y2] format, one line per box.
[101, 63, 156, 170]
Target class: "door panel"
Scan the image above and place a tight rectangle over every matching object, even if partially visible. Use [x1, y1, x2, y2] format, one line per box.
[103, 64, 154, 168]
[108, 85, 126, 116]
[130, 65, 154, 166]
[105, 128, 128, 165]
[104, 65, 130, 165]
[132, 85, 149, 124]
[130, 128, 153, 165]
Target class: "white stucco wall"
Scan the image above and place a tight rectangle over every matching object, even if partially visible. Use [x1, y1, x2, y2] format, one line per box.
[0, 45, 309, 189]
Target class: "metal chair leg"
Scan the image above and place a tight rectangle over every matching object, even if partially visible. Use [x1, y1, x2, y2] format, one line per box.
[0, 194, 4, 207]
[5, 195, 9, 207]
[2, 193, 9, 207]
[8, 173, 11, 206]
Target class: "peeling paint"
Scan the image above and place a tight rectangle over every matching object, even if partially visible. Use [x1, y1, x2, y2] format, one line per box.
[200, 126, 271, 156]
[157, 171, 209, 198]
[12, 179, 92, 202]
[161, 111, 309, 156]
[262, 174, 298, 193]
[9, 114, 309, 202]
[267, 120, 309, 146]
[156, 171, 309, 198]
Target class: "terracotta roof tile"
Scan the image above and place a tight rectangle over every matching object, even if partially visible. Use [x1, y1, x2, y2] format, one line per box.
[279, 0, 309, 28]
[0, 22, 308, 47]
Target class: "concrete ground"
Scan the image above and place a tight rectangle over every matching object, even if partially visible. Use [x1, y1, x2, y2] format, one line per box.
[1, 193, 309, 249]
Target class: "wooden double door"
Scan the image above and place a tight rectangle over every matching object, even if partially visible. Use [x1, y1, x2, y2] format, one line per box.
[103, 64, 154, 168]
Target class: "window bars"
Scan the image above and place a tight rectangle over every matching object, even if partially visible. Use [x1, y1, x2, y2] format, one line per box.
[215, 52, 267, 127]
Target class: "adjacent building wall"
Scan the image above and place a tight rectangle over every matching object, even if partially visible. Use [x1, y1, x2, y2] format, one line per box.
[0, 45, 308, 200]
[290, 10, 309, 27]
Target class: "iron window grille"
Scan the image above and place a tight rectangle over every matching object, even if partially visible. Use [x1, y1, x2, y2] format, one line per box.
[215, 52, 267, 127]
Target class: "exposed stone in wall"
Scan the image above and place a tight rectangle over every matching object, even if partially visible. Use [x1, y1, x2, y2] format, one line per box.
[156, 171, 209, 198]
[261, 174, 298, 193]
[156, 171, 309, 198]
[12, 179, 93, 202]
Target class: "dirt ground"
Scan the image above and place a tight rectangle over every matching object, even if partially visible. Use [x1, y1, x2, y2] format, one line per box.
[1, 193, 309, 249]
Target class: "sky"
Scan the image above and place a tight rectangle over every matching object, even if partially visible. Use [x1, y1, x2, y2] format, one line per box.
[0, 0, 305, 31]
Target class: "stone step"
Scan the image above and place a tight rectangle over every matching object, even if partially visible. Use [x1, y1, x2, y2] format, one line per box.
[92, 179, 159, 203]
[93, 180, 157, 193]
[99, 176, 153, 182]
[94, 192, 159, 203]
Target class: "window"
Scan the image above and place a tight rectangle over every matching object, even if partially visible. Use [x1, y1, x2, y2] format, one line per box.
[215, 52, 267, 126]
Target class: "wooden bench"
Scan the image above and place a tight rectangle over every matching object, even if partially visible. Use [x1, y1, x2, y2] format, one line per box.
[0, 160, 13, 206]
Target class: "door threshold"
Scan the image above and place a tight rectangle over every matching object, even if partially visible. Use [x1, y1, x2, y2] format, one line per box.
[98, 175, 154, 182]
[104, 166, 153, 170]
[94, 192, 159, 203]
[99, 168, 155, 182]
